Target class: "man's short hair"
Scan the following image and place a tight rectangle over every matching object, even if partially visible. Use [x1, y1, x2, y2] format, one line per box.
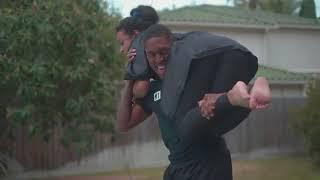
[143, 24, 173, 43]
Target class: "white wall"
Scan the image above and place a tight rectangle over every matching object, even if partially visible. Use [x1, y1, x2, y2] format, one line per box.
[266, 29, 320, 73]
[166, 25, 267, 64]
[269, 83, 306, 97]
[166, 24, 320, 73]
[211, 29, 266, 65]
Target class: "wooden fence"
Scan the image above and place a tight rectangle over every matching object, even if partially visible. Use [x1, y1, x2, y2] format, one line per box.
[12, 97, 306, 170]
[225, 97, 305, 153]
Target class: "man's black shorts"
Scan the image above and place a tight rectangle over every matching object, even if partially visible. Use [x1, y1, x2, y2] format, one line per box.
[163, 149, 232, 180]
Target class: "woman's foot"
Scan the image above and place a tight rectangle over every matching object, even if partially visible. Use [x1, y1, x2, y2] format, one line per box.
[249, 77, 271, 109]
[227, 81, 250, 108]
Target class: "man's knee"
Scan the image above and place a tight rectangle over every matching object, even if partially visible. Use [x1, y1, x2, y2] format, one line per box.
[219, 50, 258, 83]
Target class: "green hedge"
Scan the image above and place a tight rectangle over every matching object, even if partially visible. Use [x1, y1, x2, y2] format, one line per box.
[293, 79, 320, 166]
[0, 0, 123, 153]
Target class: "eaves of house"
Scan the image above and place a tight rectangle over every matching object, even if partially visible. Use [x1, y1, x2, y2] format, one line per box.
[256, 65, 313, 84]
[159, 5, 320, 31]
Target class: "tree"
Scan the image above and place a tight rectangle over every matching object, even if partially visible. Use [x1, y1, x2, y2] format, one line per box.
[0, 0, 123, 158]
[249, 0, 259, 9]
[293, 79, 320, 166]
[259, 0, 301, 14]
[231, 0, 302, 15]
[299, 0, 317, 18]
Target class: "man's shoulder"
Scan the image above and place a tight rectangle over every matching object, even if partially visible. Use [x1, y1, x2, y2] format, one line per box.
[136, 80, 159, 98]
[149, 79, 162, 91]
[143, 80, 162, 102]
[135, 80, 161, 112]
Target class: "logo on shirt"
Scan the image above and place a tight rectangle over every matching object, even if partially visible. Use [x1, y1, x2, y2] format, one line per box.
[154, 91, 161, 101]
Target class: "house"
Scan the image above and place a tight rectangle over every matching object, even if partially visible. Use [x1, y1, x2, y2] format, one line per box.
[159, 5, 320, 74]
[256, 65, 310, 97]
[159, 5, 319, 97]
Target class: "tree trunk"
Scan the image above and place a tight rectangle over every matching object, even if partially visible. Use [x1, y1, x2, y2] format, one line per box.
[249, 0, 258, 9]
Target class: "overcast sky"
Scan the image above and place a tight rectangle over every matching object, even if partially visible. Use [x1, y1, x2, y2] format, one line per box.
[106, 0, 320, 17]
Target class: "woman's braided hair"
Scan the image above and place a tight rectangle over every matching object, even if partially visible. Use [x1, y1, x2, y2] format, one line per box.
[116, 5, 159, 35]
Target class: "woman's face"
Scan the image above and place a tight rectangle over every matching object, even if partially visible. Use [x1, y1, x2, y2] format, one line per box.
[116, 30, 135, 54]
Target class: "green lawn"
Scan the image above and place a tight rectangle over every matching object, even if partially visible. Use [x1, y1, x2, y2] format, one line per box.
[48, 156, 320, 180]
[233, 157, 320, 180]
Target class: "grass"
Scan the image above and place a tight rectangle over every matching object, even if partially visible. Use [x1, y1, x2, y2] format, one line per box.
[233, 157, 320, 180]
[91, 166, 166, 180]
[46, 156, 320, 180]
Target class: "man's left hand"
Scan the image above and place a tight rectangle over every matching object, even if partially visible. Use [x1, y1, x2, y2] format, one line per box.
[198, 93, 224, 120]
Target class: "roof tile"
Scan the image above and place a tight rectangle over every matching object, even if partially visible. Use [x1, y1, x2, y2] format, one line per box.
[256, 65, 311, 81]
[159, 5, 320, 28]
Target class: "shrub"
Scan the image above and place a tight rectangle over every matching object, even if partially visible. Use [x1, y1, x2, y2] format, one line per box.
[0, 0, 123, 154]
[293, 79, 320, 166]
